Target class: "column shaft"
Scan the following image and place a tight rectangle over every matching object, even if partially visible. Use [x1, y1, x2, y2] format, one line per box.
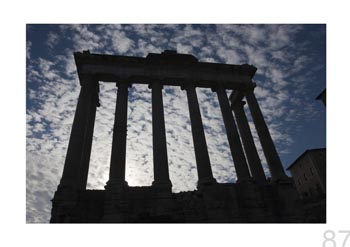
[245, 90, 287, 181]
[59, 78, 99, 191]
[78, 82, 99, 190]
[185, 84, 216, 185]
[107, 83, 129, 187]
[232, 101, 266, 183]
[216, 87, 251, 182]
[151, 82, 172, 188]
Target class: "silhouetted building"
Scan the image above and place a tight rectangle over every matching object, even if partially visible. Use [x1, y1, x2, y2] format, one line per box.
[316, 89, 326, 106]
[287, 148, 326, 200]
[50, 50, 324, 223]
[286, 148, 326, 222]
[286, 91, 326, 222]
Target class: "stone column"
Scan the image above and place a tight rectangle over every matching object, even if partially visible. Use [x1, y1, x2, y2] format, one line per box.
[59, 77, 99, 191]
[245, 89, 288, 182]
[150, 82, 172, 189]
[216, 86, 251, 182]
[106, 82, 130, 188]
[232, 101, 266, 184]
[78, 82, 100, 190]
[184, 84, 216, 186]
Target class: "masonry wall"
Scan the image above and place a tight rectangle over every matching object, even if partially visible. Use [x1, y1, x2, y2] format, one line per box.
[289, 151, 326, 200]
[50, 182, 318, 223]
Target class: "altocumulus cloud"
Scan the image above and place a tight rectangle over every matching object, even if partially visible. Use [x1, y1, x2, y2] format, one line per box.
[26, 24, 326, 223]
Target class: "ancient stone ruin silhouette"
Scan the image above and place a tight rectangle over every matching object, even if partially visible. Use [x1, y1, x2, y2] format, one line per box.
[50, 50, 325, 223]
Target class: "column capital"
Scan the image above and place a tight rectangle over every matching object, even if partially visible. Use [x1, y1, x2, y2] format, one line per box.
[80, 77, 99, 93]
[229, 89, 244, 106]
[210, 85, 225, 93]
[148, 81, 164, 89]
[116, 82, 132, 88]
[232, 100, 246, 109]
[180, 82, 195, 91]
[80, 80, 100, 107]
[240, 82, 257, 92]
[80, 75, 98, 87]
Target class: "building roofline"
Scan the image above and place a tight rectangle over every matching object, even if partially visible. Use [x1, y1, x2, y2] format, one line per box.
[286, 148, 326, 170]
[316, 89, 326, 100]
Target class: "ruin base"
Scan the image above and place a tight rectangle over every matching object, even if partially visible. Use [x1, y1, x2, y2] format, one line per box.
[50, 182, 325, 223]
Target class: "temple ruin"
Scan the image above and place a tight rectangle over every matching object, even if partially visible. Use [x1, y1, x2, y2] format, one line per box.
[50, 50, 324, 223]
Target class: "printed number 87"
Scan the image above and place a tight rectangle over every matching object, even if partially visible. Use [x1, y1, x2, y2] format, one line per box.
[323, 230, 350, 247]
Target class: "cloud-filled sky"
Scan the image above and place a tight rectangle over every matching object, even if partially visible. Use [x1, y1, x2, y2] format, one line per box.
[26, 24, 326, 223]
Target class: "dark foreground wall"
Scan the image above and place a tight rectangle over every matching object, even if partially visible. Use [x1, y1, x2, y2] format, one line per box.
[50, 182, 325, 223]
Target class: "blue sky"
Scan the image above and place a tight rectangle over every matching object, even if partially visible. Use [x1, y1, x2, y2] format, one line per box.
[26, 24, 326, 223]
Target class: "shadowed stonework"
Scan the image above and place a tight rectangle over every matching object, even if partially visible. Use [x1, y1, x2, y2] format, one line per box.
[50, 50, 325, 223]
